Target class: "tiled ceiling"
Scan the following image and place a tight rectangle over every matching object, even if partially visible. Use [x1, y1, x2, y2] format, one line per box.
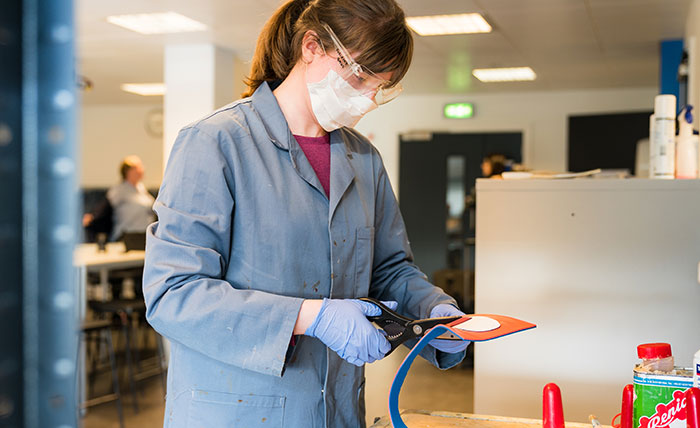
[77, 0, 692, 104]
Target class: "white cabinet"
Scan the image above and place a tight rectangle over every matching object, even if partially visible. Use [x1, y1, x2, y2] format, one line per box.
[474, 179, 700, 423]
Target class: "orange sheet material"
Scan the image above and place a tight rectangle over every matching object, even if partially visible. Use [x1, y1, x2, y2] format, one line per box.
[389, 317, 537, 428]
[445, 315, 537, 341]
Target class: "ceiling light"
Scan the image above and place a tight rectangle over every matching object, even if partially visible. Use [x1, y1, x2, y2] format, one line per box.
[121, 83, 166, 96]
[106, 12, 207, 35]
[472, 67, 537, 82]
[406, 13, 492, 36]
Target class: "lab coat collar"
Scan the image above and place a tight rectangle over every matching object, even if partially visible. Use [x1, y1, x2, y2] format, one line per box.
[285, 130, 357, 208]
[329, 131, 356, 219]
[250, 81, 356, 212]
[250, 82, 326, 197]
[250, 81, 292, 151]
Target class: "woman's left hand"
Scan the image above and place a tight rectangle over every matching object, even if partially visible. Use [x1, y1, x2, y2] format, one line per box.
[428, 304, 471, 354]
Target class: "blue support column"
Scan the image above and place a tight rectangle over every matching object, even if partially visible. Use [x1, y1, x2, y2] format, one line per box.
[34, 0, 79, 426]
[36, 0, 79, 426]
[0, 0, 78, 426]
[23, 0, 41, 424]
[659, 39, 684, 112]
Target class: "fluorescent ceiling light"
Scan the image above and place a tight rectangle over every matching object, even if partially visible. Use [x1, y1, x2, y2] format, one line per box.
[406, 13, 491, 36]
[121, 83, 166, 96]
[107, 11, 207, 35]
[472, 67, 537, 82]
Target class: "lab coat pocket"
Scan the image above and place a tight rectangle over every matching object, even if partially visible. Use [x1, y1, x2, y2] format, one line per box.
[187, 390, 285, 428]
[354, 226, 375, 297]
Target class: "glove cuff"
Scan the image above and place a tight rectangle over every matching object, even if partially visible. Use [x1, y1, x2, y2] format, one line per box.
[304, 298, 330, 337]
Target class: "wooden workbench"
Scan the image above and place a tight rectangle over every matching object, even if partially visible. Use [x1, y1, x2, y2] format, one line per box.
[369, 410, 604, 428]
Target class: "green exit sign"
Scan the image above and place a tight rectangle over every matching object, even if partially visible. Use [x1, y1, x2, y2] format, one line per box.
[444, 103, 474, 119]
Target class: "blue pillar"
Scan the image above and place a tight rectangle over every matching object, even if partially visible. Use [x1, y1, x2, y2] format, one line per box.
[35, 0, 79, 426]
[659, 39, 684, 113]
[0, 0, 78, 426]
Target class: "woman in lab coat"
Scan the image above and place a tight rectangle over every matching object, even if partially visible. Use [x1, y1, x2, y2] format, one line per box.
[143, 0, 470, 426]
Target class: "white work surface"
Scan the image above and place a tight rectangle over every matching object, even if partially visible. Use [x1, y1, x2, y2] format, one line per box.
[73, 242, 145, 315]
[370, 411, 611, 428]
[74, 242, 145, 270]
[474, 178, 700, 424]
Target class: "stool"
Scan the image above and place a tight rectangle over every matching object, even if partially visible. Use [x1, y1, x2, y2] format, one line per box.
[89, 299, 166, 412]
[78, 319, 124, 428]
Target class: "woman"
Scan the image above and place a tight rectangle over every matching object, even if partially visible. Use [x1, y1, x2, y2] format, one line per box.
[143, 0, 469, 426]
[107, 155, 155, 241]
[83, 155, 155, 241]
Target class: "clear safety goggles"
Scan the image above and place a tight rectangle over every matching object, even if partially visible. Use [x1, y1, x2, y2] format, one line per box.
[321, 23, 403, 105]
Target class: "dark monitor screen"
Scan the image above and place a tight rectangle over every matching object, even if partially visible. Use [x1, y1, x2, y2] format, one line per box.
[122, 232, 146, 252]
[568, 111, 653, 174]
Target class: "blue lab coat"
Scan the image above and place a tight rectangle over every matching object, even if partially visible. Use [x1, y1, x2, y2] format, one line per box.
[143, 82, 465, 428]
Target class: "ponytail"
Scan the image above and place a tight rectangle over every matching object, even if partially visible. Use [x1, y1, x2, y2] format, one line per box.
[242, 0, 413, 98]
[242, 0, 312, 97]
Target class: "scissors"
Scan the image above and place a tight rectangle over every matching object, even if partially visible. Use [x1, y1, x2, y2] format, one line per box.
[359, 297, 465, 356]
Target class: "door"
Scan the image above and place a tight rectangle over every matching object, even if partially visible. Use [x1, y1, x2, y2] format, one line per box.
[398, 132, 522, 311]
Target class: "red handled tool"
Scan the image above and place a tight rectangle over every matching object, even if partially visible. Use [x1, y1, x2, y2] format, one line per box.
[543, 383, 565, 428]
[622, 384, 634, 428]
[687, 388, 700, 428]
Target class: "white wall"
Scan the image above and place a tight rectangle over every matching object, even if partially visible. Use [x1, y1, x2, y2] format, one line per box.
[81, 87, 657, 190]
[688, 0, 700, 115]
[356, 87, 658, 195]
[80, 103, 163, 189]
[163, 45, 239, 174]
[474, 179, 700, 423]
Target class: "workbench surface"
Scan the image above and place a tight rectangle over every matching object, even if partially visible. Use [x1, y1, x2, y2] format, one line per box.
[369, 410, 604, 428]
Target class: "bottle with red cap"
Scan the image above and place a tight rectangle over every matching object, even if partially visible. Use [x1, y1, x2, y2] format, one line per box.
[633, 342, 693, 428]
[637, 343, 674, 372]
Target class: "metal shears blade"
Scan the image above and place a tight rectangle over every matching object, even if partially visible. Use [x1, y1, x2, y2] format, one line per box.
[359, 297, 464, 356]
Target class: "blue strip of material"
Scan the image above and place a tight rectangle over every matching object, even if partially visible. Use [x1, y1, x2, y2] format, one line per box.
[388, 325, 469, 428]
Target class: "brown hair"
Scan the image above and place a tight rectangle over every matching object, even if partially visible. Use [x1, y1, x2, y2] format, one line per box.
[242, 0, 413, 97]
[119, 155, 140, 180]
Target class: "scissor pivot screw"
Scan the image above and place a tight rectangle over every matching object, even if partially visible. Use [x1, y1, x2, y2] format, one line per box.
[412, 325, 422, 335]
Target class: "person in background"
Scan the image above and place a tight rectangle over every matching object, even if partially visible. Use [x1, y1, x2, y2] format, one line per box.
[143, 1, 470, 427]
[464, 153, 513, 238]
[481, 153, 508, 179]
[83, 155, 155, 241]
[106, 155, 155, 241]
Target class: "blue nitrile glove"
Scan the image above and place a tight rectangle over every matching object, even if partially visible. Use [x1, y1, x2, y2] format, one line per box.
[305, 299, 399, 366]
[428, 304, 471, 354]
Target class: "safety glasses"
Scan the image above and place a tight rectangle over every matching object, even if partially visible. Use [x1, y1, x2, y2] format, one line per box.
[321, 23, 403, 105]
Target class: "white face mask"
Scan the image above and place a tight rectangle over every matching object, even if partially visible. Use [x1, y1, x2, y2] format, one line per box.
[307, 69, 378, 132]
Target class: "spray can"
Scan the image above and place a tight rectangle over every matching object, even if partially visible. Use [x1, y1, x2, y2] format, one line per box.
[650, 95, 677, 179]
[675, 105, 698, 179]
[633, 343, 693, 428]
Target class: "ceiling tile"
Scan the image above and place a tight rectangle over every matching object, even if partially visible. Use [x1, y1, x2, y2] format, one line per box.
[77, 0, 683, 103]
[398, 0, 484, 17]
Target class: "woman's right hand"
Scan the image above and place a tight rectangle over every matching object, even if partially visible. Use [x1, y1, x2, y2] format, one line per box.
[302, 298, 397, 366]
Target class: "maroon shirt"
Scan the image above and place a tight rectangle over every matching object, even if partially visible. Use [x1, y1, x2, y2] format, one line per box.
[294, 134, 331, 198]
